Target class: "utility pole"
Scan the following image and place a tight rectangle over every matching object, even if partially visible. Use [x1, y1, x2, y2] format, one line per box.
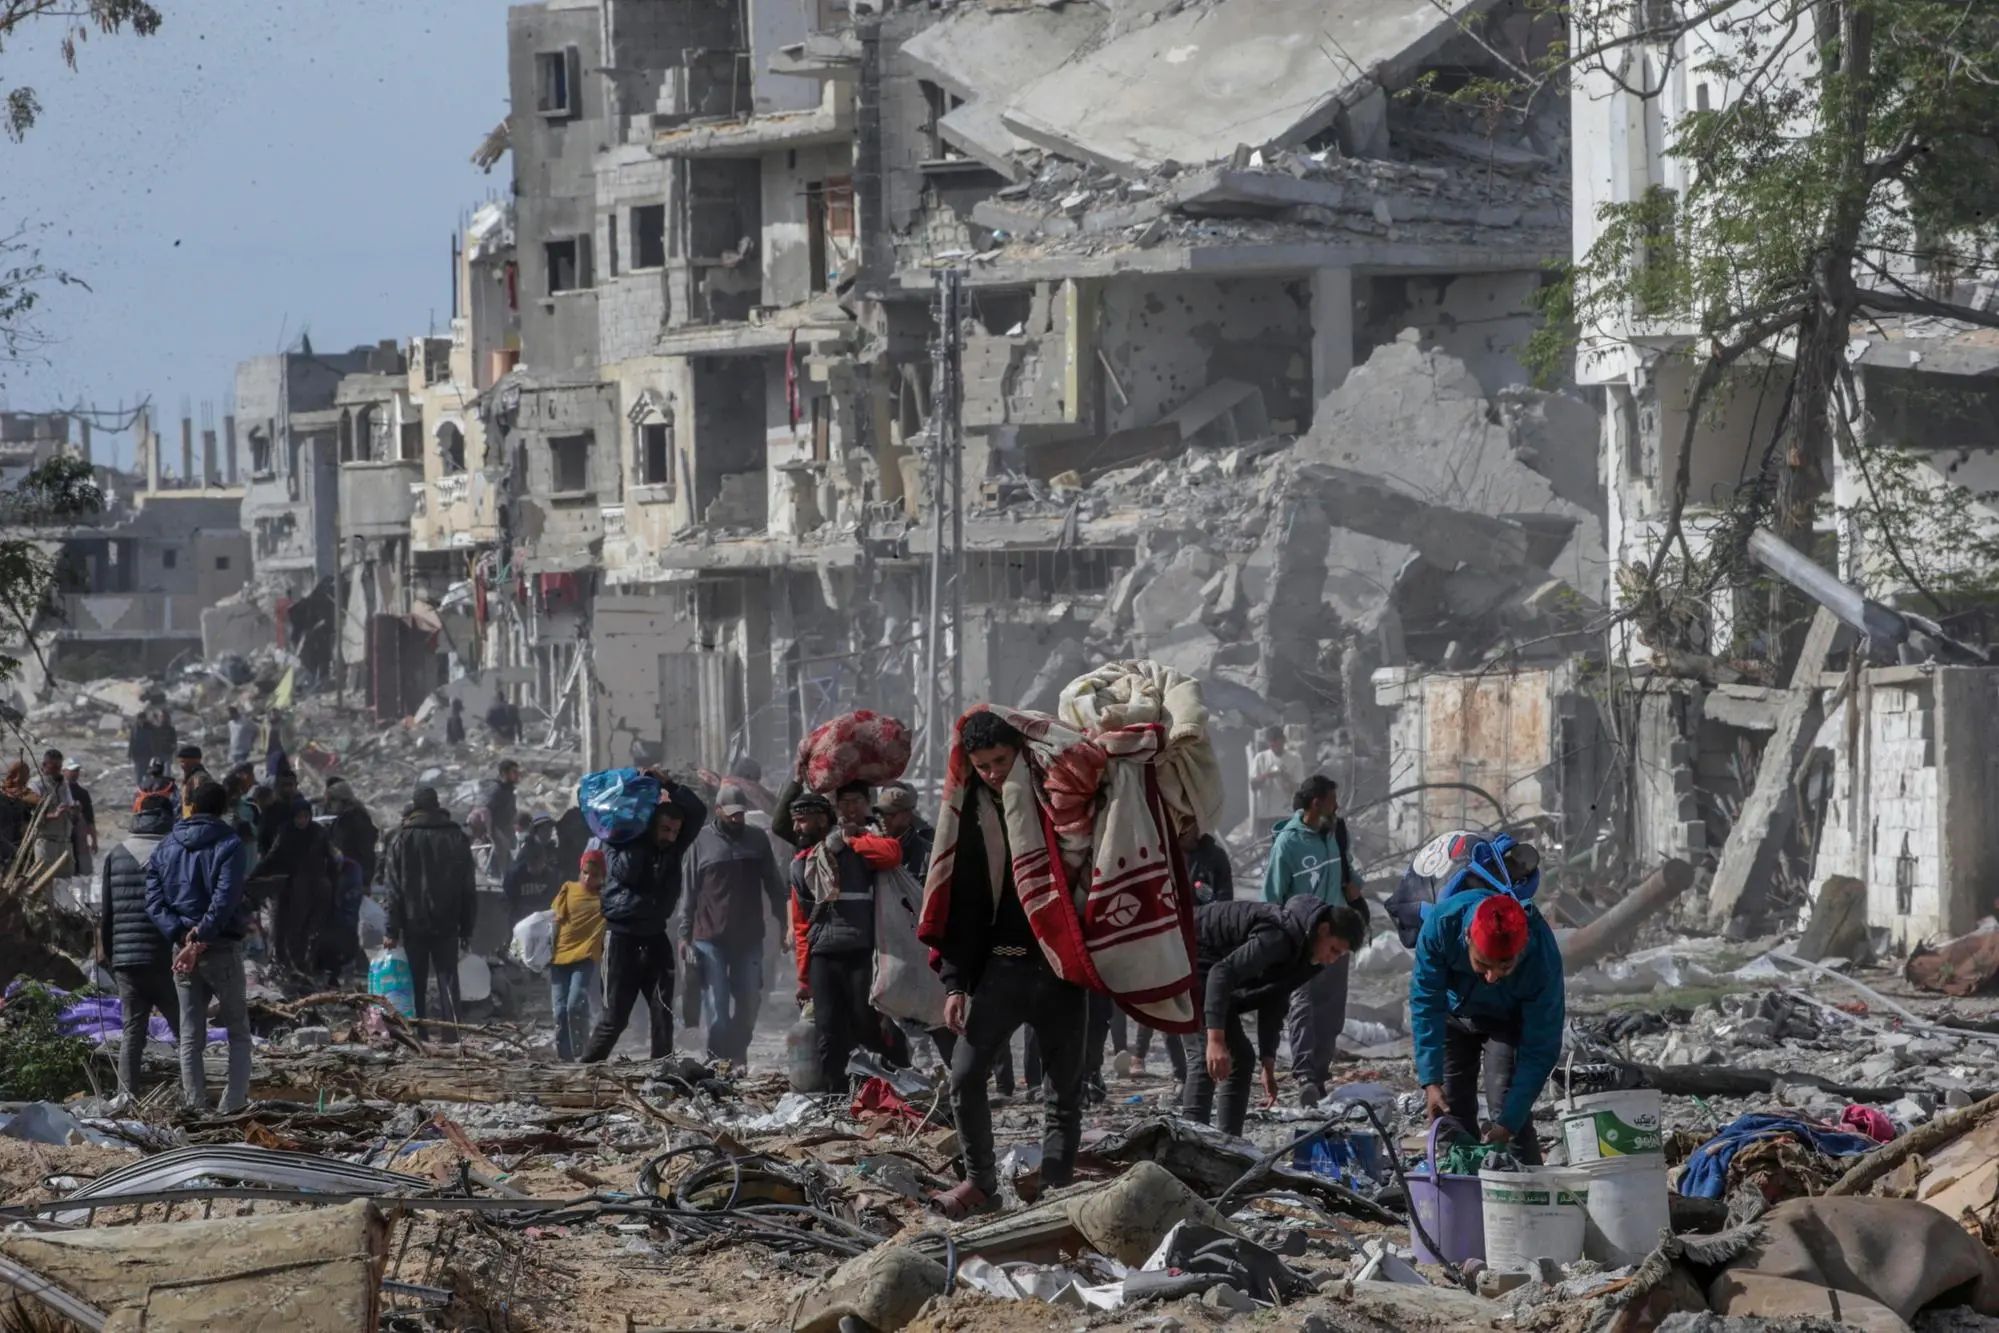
[922, 267, 964, 791]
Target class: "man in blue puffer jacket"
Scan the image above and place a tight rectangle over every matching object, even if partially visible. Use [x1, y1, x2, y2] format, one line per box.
[1409, 886, 1563, 1164]
[144, 781, 253, 1113]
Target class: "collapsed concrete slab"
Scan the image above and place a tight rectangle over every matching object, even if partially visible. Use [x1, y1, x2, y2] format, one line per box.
[900, 4, 1105, 173]
[1245, 331, 1604, 701]
[999, 0, 1496, 177]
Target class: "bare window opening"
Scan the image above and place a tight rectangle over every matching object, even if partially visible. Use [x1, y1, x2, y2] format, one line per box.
[972, 289, 1033, 336]
[438, 422, 466, 474]
[545, 236, 592, 294]
[607, 213, 620, 278]
[400, 420, 423, 462]
[248, 425, 272, 476]
[1695, 83, 1710, 112]
[162, 548, 178, 570]
[549, 432, 592, 494]
[810, 397, 830, 462]
[639, 421, 674, 488]
[338, 410, 355, 463]
[535, 49, 577, 117]
[632, 204, 667, 270]
[215, 555, 231, 572]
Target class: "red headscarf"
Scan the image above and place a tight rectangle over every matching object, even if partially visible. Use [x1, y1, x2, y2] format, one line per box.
[1469, 894, 1529, 960]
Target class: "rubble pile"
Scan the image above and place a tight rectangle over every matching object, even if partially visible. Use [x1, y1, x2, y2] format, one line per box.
[20, 655, 584, 825]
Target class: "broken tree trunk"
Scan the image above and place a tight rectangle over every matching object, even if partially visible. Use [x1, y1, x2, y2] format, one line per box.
[1826, 1090, 1999, 1196]
[1560, 859, 1696, 971]
[1706, 606, 1843, 930]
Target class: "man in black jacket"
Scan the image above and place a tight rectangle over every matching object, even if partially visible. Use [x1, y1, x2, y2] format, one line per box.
[97, 795, 179, 1099]
[929, 711, 1092, 1220]
[581, 778, 707, 1062]
[381, 786, 479, 1040]
[1185, 895, 1366, 1135]
[788, 791, 903, 1090]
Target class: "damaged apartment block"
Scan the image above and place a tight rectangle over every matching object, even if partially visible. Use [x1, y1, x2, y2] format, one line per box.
[458, 0, 1599, 815]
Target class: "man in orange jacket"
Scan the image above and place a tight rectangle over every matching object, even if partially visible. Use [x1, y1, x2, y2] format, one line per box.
[788, 789, 902, 1092]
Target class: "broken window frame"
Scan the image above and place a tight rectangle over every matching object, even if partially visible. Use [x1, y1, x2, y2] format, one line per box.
[545, 235, 594, 296]
[631, 203, 667, 271]
[535, 48, 580, 119]
[248, 425, 273, 478]
[399, 419, 423, 463]
[638, 420, 674, 493]
[162, 547, 178, 570]
[437, 421, 467, 476]
[548, 431, 593, 496]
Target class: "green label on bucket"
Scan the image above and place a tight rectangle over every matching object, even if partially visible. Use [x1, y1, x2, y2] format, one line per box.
[1566, 1109, 1662, 1157]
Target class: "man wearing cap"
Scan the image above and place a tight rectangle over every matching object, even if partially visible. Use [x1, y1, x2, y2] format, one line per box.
[787, 789, 902, 1090]
[873, 782, 934, 881]
[678, 782, 788, 1066]
[58, 757, 96, 880]
[381, 786, 480, 1039]
[1409, 880, 1563, 1163]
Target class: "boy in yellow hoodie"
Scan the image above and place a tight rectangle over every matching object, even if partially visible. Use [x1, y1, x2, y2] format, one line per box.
[550, 848, 607, 1060]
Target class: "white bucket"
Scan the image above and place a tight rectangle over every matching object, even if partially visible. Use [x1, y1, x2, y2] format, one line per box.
[1560, 1089, 1663, 1164]
[1575, 1154, 1671, 1265]
[1478, 1167, 1589, 1273]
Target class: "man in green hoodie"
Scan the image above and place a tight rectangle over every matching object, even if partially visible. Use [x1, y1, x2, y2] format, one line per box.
[1260, 774, 1366, 1104]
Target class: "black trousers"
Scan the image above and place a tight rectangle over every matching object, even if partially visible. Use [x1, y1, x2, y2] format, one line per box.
[1441, 1014, 1544, 1164]
[582, 930, 675, 1062]
[948, 956, 1088, 1194]
[1182, 975, 1257, 1136]
[808, 950, 874, 1091]
[991, 1030, 1041, 1095]
[1133, 1025, 1188, 1079]
[402, 932, 461, 1040]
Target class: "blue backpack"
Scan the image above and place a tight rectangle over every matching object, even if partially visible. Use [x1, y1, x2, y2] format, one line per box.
[577, 768, 662, 845]
[1383, 832, 1542, 947]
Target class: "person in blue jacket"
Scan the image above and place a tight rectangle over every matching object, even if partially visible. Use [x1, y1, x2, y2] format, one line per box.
[1409, 883, 1563, 1164]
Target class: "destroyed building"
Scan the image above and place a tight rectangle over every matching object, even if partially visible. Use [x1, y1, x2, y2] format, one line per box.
[380, 0, 1595, 829]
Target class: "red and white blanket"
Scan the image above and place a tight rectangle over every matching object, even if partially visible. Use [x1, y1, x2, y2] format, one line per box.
[917, 680, 1211, 1032]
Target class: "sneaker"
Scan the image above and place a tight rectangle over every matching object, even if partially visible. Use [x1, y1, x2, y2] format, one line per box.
[1298, 1081, 1326, 1108]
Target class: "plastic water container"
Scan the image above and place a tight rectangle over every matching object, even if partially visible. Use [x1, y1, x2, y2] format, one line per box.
[1404, 1118, 1486, 1264]
[1560, 1090, 1669, 1265]
[786, 1017, 824, 1093]
[1292, 1128, 1384, 1187]
[1479, 1166, 1589, 1272]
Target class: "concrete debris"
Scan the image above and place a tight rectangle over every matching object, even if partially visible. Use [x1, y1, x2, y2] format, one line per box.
[998, 0, 1493, 179]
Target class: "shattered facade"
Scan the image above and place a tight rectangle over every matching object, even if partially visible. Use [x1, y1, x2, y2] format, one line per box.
[410, 0, 1598, 799]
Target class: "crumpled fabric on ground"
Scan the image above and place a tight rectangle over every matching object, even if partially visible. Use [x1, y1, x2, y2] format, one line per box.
[1709, 1196, 1999, 1325]
[850, 1077, 927, 1128]
[1677, 1114, 1880, 1200]
[1840, 1104, 1897, 1143]
[1726, 1136, 1831, 1207]
[1907, 930, 1999, 998]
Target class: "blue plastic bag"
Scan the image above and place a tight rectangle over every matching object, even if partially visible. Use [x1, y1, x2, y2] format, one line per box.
[578, 767, 662, 844]
[369, 946, 415, 1018]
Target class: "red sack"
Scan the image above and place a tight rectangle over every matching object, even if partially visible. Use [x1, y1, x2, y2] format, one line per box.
[798, 710, 911, 793]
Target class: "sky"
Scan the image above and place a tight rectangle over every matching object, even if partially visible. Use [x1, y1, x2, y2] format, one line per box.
[0, 1, 510, 470]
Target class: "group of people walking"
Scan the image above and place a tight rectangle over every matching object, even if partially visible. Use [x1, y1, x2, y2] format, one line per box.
[78, 693, 1566, 1204]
